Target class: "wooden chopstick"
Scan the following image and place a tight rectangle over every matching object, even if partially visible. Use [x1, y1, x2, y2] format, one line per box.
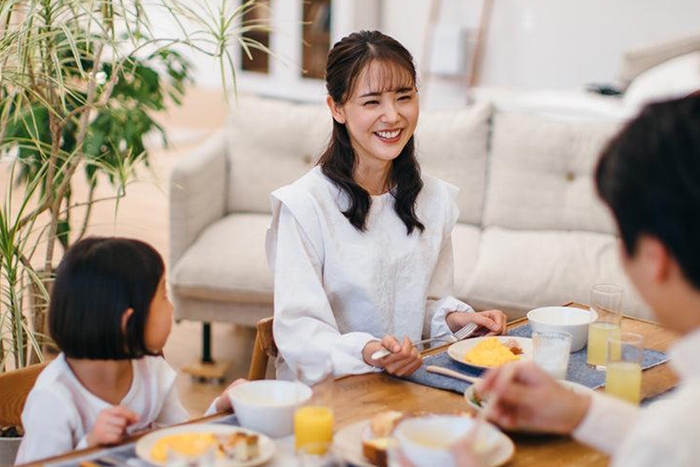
[426, 365, 483, 384]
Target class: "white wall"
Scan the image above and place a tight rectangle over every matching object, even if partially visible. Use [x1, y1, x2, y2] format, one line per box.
[381, 0, 700, 89]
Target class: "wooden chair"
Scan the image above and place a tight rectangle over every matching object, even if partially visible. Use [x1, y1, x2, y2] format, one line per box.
[0, 362, 48, 428]
[248, 317, 277, 380]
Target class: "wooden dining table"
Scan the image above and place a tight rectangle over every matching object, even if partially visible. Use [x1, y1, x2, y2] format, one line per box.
[19, 303, 680, 467]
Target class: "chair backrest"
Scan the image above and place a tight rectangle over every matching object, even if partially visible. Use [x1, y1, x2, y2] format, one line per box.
[248, 317, 276, 380]
[0, 362, 48, 427]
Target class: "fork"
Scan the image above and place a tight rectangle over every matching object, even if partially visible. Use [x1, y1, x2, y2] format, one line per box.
[370, 321, 479, 360]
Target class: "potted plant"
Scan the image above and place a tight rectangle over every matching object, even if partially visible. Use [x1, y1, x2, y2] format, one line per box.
[0, 0, 272, 463]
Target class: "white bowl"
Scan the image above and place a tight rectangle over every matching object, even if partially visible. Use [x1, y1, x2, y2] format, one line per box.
[527, 306, 596, 352]
[394, 415, 510, 467]
[227, 380, 312, 438]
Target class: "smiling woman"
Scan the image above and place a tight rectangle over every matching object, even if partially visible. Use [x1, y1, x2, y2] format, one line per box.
[265, 30, 507, 382]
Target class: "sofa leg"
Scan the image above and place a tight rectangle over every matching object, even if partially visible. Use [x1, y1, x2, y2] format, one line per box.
[202, 322, 213, 363]
[182, 321, 229, 384]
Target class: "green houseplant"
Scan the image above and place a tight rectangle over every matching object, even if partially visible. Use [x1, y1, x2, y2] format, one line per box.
[0, 0, 272, 462]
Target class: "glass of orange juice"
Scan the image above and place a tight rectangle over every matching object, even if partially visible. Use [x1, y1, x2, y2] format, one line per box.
[605, 332, 643, 405]
[294, 352, 335, 455]
[586, 283, 623, 369]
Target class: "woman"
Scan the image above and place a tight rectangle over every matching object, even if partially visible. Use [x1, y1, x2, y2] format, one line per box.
[266, 30, 506, 381]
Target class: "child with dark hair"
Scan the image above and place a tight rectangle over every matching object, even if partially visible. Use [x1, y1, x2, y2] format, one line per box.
[16, 237, 244, 464]
[266, 30, 506, 381]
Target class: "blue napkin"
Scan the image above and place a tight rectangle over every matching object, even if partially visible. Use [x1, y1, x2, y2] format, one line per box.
[402, 324, 669, 394]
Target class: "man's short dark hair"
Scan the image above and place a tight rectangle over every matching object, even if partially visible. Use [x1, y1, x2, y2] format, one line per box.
[49, 237, 165, 359]
[595, 95, 700, 290]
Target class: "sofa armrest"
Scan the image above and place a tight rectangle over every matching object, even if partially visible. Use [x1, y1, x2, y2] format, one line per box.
[169, 130, 228, 268]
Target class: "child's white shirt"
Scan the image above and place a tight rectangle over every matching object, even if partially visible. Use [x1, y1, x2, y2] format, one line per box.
[15, 353, 201, 464]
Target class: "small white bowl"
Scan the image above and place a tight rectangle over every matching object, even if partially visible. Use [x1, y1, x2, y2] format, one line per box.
[527, 306, 596, 352]
[227, 380, 312, 438]
[394, 415, 506, 467]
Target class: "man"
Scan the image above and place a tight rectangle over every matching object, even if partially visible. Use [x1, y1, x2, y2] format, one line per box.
[479, 95, 700, 466]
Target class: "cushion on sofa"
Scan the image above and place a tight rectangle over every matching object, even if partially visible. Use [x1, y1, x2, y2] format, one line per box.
[171, 213, 274, 304]
[226, 97, 331, 214]
[484, 112, 620, 234]
[623, 51, 700, 110]
[462, 227, 652, 321]
[415, 102, 492, 225]
[450, 223, 482, 300]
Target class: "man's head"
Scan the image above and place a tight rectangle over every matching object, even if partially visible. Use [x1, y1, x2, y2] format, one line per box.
[595, 95, 700, 327]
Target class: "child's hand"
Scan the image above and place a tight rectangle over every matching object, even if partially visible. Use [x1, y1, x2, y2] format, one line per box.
[215, 378, 249, 412]
[86, 406, 140, 447]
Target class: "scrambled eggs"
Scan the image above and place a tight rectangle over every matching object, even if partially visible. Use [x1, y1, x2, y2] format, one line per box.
[463, 337, 521, 367]
[150, 433, 217, 462]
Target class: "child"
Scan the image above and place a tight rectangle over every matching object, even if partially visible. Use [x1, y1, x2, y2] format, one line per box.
[15, 237, 243, 464]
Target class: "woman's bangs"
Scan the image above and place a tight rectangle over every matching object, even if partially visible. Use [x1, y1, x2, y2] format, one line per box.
[358, 60, 416, 96]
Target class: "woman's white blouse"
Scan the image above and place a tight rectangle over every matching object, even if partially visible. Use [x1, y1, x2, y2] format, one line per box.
[266, 167, 473, 380]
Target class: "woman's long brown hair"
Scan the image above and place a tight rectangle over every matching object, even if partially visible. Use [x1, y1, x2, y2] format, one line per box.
[318, 30, 425, 234]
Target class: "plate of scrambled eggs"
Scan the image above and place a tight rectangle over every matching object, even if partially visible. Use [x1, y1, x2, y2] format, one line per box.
[135, 423, 275, 467]
[447, 336, 533, 370]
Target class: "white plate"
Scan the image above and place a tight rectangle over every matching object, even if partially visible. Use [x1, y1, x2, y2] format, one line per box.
[333, 419, 514, 467]
[135, 423, 275, 467]
[333, 420, 377, 467]
[465, 380, 594, 413]
[447, 336, 533, 370]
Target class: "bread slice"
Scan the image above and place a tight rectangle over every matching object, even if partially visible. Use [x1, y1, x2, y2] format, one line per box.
[362, 436, 397, 467]
[361, 411, 406, 466]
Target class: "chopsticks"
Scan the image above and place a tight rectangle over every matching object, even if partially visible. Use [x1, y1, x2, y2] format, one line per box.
[426, 365, 482, 384]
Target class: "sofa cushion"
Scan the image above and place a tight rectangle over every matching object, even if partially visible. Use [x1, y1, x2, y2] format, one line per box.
[451, 223, 481, 300]
[484, 112, 621, 234]
[226, 97, 331, 214]
[416, 103, 492, 225]
[171, 213, 274, 303]
[463, 227, 652, 321]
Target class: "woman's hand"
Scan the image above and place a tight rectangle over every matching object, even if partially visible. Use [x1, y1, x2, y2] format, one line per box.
[477, 361, 591, 434]
[86, 406, 140, 447]
[447, 309, 507, 336]
[362, 336, 422, 377]
[215, 378, 249, 412]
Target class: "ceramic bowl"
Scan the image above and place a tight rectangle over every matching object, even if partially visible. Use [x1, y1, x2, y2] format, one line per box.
[526, 306, 596, 352]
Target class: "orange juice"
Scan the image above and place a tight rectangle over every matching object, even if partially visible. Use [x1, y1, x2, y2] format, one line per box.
[605, 361, 642, 404]
[586, 322, 620, 367]
[294, 406, 334, 453]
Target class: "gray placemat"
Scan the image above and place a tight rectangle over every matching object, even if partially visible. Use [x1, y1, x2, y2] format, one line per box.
[45, 415, 241, 467]
[402, 325, 669, 394]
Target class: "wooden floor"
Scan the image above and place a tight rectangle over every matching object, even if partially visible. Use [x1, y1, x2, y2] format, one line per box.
[1, 87, 266, 416]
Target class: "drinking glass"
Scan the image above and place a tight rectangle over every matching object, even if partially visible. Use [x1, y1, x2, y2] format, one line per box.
[295, 351, 335, 454]
[605, 332, 643, 405]
[586, 283, 623, 369]
[532, 331, 572, 379]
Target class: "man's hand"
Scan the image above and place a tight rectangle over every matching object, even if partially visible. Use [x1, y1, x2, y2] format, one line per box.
[478, 362, 591, 434]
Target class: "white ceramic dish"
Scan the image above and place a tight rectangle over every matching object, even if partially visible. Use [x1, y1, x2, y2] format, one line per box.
[135, 423, 275, 467]
[465, 380, 594, 413]
[447, 336, 533, 370]
[527, 306, 596, 352]
[333, 417, 514, 467]
[227, 380, 312, 437]
[333, 420, 381, 467]
[394, 415, 514, 467]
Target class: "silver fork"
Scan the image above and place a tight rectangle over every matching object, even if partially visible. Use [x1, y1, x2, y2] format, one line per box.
[370, 322, 479, 360]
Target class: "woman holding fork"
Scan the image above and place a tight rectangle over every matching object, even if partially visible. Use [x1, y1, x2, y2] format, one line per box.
[266, 30, 506, 381]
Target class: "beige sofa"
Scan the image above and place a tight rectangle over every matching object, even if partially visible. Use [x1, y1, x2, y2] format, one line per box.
[169, 97, 651, 361]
